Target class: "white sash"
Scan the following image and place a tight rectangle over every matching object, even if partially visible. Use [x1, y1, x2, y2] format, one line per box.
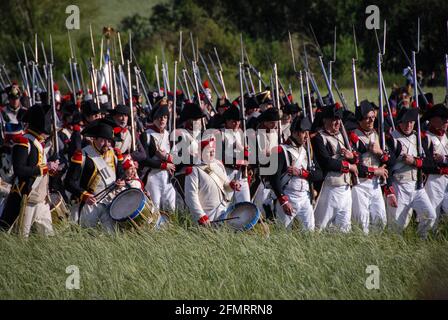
[83, 145, 116, 188]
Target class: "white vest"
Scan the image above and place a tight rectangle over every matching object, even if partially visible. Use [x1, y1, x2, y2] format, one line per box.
[391, 130, 418, 182]
[355, 129, 381, 168]
[281, 143, 310, 192]
[318, 130, 351, 186]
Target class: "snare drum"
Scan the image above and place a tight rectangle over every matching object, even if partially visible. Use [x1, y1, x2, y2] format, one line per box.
[109, 188, 159, 230]
[49, 192, 70, 224]
[221, 202, 261, 231]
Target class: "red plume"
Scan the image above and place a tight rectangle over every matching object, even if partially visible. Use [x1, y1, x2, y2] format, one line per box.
[203, 80, 209, 89]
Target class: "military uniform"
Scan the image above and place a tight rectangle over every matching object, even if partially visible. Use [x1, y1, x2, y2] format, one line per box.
[0, 104, 56, 237]
[65, 120, 124, 232]
[386, 108, 436, 238]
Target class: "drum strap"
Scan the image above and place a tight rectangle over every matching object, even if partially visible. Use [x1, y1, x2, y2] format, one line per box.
[84, 145, 116, 189]
[197, 164, 230, 202]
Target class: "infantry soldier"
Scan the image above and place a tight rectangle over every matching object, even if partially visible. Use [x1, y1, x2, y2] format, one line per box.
[220, 105, 251, 203]
[0, 104, 60, 236]
[422, 104, 448, 227]
[350, 100, 396, 234]
[312, 103, 358, 233]
[140, 105, 176, 216]
[267, 115, 322, 230]
[386, 107, 436, 238]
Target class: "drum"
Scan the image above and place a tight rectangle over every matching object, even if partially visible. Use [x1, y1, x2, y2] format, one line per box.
[221, 202, 261, 231]
[109, 188, 159, 229]
[49, 192, 70, 224]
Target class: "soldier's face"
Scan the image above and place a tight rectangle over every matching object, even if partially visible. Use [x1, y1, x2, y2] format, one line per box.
[9, 98, 20, 109]
[293, 130, 307, 145]
[360, 111, 376, 131]
[225, 120, 240, 130]
[154, 115, 168, 130]
[324, 118, 341, 133]
[399, 121, 415, 135]
[94, 137, 111, 153]
[429, 117, 448, 132]
[87, 113, 101, 123]
[114, 114, 128, 128]
[264, 121, 278, 130]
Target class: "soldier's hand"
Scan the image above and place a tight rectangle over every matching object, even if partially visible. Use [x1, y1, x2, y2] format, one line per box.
[166, 163, 176, 175]
[402, 154, 415, 166]
[85, 194, 97, 205]
[229, 180, 241, 191]
[349, 164, 359, 176]
[369, 142, 383, 157]
[282, 202, 294, 216]
[341, 148, 354, 160]
[47, 160, 60, 172]
[115, 179, 126, 188]
[387, 194, 398, 208]
[287, 166, 300, 176]
[434, 153, 444, 163]
[374, 166, 389, 179]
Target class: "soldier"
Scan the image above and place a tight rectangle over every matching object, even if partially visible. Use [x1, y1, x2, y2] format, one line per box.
[421, 104, 448, 227]
[221, 106, 251, 203]
[350, 100, 396, 234]
[207, 96, 231, 129]
[109, 104, 146, 162]
[252, 108, 280, 219]
[140, 105, 176, 216]
[386, 107, 436, 238]
[65, 119, 125, 232]
[280, 103, 300, 141]
[312, 103, 358, 233]
[0, 104, 60, 236]
[184, 135, 241, 225]
[267, 115, 322, 230]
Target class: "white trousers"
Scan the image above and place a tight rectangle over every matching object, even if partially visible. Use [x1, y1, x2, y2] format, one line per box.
[275, 190, 314, 231]
[253, 183, 273, 214]
[226, 169, 251, 203]
[387, 181, 436, 238]
[80, 203, 116, 233]
[145, 170, 176, 212]
[351, 178, 387, 234]
[425, 175, 448, 224]
[20, 202, 54, 237]
[314, 182, 352, 233]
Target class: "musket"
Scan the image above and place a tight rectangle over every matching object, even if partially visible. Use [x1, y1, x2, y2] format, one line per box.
[192, 62, 215, 112]
[161, 64, 168, 98]
[208, 53, 224, 92]
[445, 21, 448, 104]
[179, 31, 183, 63]
[172, 61, 178, 144]
[190, 32, 197, 63]
[273, 63, 283, 144]
[40, 41, 48, 81]
[397, 41, 429, 105]
[182, 69, 192, 100]
[199, 52, 220, 97]
[304, 71, 314, 122]
[381, 75, 396, 131]
[155, 56, 161, 94]
[127, 59, 136, 152]
[328, 27, 337, 91]
[332, 80, 349, 111]
[411, 18, 424, 190]
[238, 62, 248, 179]
[317, 48, 358, 185]
[352, 25, 360, 108]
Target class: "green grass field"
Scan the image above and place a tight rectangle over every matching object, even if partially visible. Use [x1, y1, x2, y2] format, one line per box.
[1, 215, 448, 300]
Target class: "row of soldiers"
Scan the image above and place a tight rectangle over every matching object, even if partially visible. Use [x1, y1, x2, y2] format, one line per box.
[0, 79, 447, 239]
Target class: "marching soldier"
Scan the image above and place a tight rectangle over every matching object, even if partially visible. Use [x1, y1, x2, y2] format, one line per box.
[140, 105, 176, 215]
[422, 104, 448, 227]
[280, 103, 300, 141]
[386, 107, 436, 238]
[350, 100, 396, 234]
[267, 115, 322, 230]
[184, 135, 241, 225]
[220, 106, 251, 203]
[109, 104, 146, 162]
[312, 103, 358, 233]
[65, 119, 125, 232]
[0, 104, 60, 236]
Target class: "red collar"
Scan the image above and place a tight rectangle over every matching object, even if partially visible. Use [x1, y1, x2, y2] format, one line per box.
[429, 126, 446, 137]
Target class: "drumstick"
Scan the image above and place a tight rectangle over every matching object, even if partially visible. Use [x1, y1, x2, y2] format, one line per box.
[93, 184, 116, 198]
[96, 186, 117, 203]
[211, 216, 240, 224]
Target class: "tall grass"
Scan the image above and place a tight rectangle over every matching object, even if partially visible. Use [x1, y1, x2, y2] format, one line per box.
[1, 215, 447, 300]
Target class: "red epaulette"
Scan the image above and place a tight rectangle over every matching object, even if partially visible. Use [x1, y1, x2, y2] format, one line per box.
[114, 148, 124, 161]
[421, 131, 427, 139]
[71, 150, 83, 164]
[185, 166, 193, 175]
[277, 146, 284, 153]
[12, 135, 29, 147]
[349, 131, 359, 144]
